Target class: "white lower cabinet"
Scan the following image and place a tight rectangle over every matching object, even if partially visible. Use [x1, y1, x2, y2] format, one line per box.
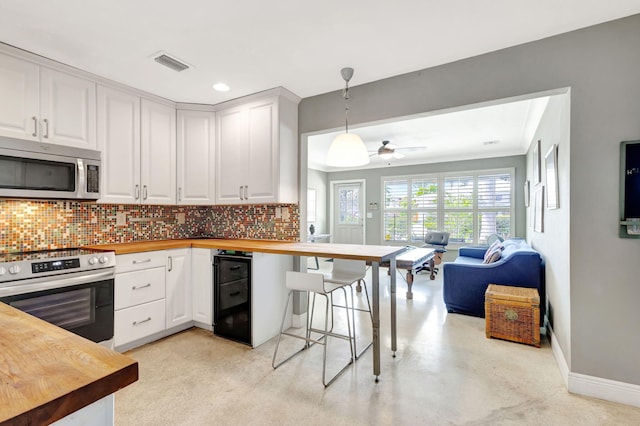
[114, 299, 166, 348]
[191, 248, 213, 327]
[114, 251, 167, 349]
[166, 248, 191, 328]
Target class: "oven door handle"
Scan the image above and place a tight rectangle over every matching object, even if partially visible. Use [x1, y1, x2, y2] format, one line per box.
[0, 269, 115, 298]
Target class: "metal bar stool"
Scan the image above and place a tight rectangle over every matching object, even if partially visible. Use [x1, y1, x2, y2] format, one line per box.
[272, 271, 354, 387]
[324, 259, 372, 360]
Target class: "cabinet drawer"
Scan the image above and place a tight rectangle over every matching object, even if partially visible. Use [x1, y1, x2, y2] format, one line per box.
[115, 267, 166, 309]
[114, 299, 166, 347]
[116, 251, 166, 273]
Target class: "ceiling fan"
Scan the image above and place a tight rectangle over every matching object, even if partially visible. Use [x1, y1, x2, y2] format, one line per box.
[371, 140, 426, 160]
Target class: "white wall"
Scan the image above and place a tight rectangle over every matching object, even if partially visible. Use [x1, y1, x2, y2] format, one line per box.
[307, 168, 328, 235]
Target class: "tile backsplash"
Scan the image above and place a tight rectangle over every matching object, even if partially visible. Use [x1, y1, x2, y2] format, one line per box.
[0, 200, 299, 253]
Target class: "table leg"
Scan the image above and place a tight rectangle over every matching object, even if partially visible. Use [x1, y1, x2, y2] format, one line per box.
[372, 261, 380, 382]
[406, 270, 414, 299]
[390, 258, 397, 357]
[429, 258, 435, 280]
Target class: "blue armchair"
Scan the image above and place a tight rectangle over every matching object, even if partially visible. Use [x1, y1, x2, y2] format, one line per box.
[442, 238, 545, 318]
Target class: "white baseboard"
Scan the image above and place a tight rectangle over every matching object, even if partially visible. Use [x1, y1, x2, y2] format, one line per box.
[549, 328, 640, 408]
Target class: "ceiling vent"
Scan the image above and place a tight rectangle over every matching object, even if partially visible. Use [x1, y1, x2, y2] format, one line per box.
[153, 53, 190, 72]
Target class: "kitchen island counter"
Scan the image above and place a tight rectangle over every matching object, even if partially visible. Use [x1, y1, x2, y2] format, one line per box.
[0, 303, 138, 425]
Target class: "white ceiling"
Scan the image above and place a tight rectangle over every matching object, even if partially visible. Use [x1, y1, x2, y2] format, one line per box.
[1, 2, 638, 171]
[1, 1, 639, 105]
[308, 95, 552, 171]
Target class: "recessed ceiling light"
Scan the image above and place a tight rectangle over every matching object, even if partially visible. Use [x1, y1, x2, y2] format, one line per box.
[213, 83, 230, 92]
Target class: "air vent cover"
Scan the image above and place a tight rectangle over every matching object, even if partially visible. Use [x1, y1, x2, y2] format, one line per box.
[154, 53, 189, 72]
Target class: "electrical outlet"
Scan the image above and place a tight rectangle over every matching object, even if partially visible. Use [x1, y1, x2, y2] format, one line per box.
[176, 213, 185, 224]
[116, 212, 127, 226]
[275, 207, 282, 219]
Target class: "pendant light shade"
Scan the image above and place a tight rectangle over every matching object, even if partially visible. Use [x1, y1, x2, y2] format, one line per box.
[327, 132, 370, 167]
[326, 67, 370, 168]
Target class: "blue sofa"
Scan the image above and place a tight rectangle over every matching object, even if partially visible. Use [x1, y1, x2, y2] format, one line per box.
[442, 238, 544, 318]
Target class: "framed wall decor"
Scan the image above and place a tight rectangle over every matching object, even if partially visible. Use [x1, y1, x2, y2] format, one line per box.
[545, 144, 559, 209]
[524, 180, 530, 207]
[533, 139, 541, 184]
[307, 188, 316, 222]
[533, 186, 544, 232]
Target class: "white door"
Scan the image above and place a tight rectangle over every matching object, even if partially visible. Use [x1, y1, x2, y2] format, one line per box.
[141, 98, 176, 204]
[97, 85, 141, 204]
[40, 67, 96, 148]
[216, 106, 248, 203]
[166, 249, 192, 328]
[177, 109, 216, 204]
[332, 181, 365, 244]
[0, 53, 39, 140]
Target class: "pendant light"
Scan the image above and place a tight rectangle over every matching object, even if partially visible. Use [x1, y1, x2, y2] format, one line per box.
[326, 67, 370, 167]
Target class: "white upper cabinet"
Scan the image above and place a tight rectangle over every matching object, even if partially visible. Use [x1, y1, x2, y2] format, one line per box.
[98, 86, 176, 205]
[0, 54, 39, 140]
[177, 109, 215, 204]
[215, 90, 299, 204]
[141, 99, 176, 204]
[0, 52, 96, 148]
[97, 85, 141, 204]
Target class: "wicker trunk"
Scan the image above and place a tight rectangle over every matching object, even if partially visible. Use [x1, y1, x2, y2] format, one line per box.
[485, 284, 540, 347]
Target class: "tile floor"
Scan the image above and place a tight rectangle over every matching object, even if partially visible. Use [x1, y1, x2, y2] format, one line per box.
[115, 261, 640, 425]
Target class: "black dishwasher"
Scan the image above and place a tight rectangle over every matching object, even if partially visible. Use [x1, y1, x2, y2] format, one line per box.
[213, 251, 252, 345]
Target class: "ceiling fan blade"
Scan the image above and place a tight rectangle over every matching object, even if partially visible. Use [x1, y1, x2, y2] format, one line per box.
[393, 152, 405, 159]
[396, 146, 427, 152]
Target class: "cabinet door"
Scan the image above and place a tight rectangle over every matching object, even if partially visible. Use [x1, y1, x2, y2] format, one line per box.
[141, 99, 176, 204]
[166, 249, 192, 328]
[191, 248, 213, 327]
[97, 86, 141, 204]
[40, 67, 97, 148]
[246, 99, 277, 203]
[216, 106, 248, 203]
[0, 53, 39, 140]
[177, 110, 215, 205]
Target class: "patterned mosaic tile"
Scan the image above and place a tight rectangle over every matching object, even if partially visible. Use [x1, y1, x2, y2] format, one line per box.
[0, 200, 300, 253]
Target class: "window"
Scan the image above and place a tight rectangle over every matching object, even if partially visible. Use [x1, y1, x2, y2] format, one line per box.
[382, 169, 513, 245]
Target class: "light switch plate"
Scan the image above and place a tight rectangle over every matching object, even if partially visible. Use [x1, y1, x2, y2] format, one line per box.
[176, 213, 185, 224]
[367, 212, 373, 219]
[116, 212, 127, 226]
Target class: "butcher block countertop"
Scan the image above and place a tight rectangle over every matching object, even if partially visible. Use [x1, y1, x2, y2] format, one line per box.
[85, 239, 406, 262]
[0, 303, 138, 425]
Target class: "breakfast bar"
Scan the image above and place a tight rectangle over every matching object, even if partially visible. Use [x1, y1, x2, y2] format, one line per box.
[88, 239, 407, 381]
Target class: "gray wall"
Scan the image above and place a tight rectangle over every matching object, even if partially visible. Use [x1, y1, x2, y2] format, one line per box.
[307, 168, 329, 235]
[323, 155, 526, 245]
[299, 15, 640, 386]
[526, 94, 572, 364]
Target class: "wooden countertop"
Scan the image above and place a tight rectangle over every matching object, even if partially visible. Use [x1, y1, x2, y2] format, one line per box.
[85, 239, 407, 262]
[0, 303, 138, 425]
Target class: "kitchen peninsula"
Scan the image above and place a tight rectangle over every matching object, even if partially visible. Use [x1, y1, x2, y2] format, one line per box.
[85, 238, 406, 381]
[0, 303, 138, 425]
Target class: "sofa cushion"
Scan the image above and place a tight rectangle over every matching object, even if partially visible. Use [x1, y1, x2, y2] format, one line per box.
[483, 240, 503, 264]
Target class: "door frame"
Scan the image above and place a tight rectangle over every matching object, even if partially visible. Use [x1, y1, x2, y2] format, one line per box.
[329, 179, 366, 245]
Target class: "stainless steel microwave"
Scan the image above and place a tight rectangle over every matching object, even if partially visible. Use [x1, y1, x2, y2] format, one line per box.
[0, 136, 101, 200]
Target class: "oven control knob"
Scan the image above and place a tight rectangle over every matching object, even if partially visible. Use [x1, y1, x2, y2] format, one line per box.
[88, 256, 98, 265]
[99, 256, 109, 264]
[9, 265, 21, 274]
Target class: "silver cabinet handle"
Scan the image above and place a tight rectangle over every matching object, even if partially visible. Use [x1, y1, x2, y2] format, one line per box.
[168, 256, 173, 272]
[32, 116, 38, 137]
[178, 187, 182, 202]
[132, 317, 152, 326]
[132, 258, 152, 264]
[244, 185, 248, 200]
[132, 283, 151, 290]
[143, 185, 148, 200]
[239, 186, 243, 200]
[43, 118, 49, 139]
[135, 184, 140, 200]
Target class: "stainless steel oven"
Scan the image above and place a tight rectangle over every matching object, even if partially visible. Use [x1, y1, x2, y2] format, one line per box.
[0, 249, 115, 348]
